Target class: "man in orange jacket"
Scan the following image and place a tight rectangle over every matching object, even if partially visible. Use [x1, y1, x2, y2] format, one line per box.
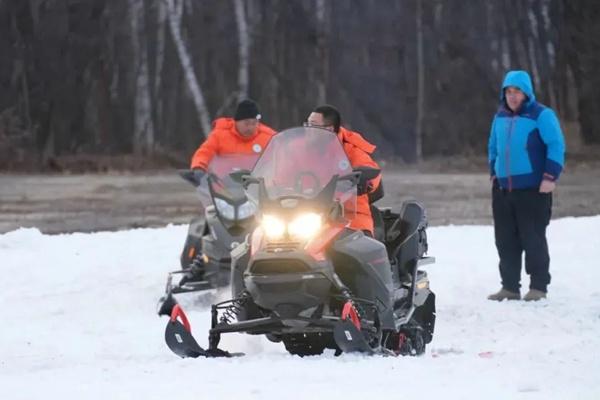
[190, 99, 276, 180]
[305, 105, 382, 235]
[180, 99, 275, 284]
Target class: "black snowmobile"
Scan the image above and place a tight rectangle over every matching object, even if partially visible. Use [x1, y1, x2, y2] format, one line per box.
[161, 127, 436, 357]
[157, 154, 260, 316]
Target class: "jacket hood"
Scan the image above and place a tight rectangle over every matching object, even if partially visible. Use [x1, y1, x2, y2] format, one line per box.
[212, 117, 260, 141]
[500, 70, 536, 104]
[213, 117, 235, 130]
[338, 127, 376, 154]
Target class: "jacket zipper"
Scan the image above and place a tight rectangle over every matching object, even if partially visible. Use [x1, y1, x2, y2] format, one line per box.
[505, 114, 517, 192]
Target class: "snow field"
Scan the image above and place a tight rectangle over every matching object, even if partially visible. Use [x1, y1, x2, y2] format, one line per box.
[1, 217, 599, 399]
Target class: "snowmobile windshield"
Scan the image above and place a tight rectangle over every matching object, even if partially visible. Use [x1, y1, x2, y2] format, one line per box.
[196, 154, 260, 220]
[249, 126, 356, 220]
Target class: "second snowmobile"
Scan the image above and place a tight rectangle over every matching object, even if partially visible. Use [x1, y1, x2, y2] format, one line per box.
[157, 154, 260, 316]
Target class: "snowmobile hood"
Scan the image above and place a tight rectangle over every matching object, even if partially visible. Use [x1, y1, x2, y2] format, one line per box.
[500, 70, 535, 105]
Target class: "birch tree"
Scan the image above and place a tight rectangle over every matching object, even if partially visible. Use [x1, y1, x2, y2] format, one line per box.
[154, 0, 167, 140]
[165, 0, 211, 137]
[130, 0, 155, 155]
[233, 0, 249, 102]
[415, 0, 424, 162]
[315, 0, 328, 104]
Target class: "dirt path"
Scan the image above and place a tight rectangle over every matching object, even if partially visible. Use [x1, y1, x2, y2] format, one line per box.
[1, 169, 599, 234]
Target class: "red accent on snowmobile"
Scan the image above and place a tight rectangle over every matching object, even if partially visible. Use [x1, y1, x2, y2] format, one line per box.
[170, 304, 192, 333]
[305, 224, 344, 261]
[341, 301, 361, 330]
[250, 228, 263, 257]
[396, 333, 407, 353]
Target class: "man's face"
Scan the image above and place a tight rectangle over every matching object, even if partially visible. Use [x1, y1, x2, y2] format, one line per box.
[505, 86, 526, 112]
[306, 112, 334, 131]
[235, 118, 259, 137]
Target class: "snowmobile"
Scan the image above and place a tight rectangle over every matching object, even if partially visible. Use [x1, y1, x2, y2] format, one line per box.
[161, 126, 436, 357]
[157, 154, 260, 317]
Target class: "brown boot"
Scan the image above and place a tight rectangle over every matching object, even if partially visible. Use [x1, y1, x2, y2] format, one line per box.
[487, 288, 521, 301]
[523, 289, 547, 301]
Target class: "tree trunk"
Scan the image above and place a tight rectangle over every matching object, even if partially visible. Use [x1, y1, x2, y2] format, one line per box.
[130, 0, 155, 156]
[233, 0, 249, 102]
[154, 0, 166, 144]
[315, 0, 328, 104]
[165, 0, 211, 137]
[563, 0, 600, 144]
[415, 0, 424, 162]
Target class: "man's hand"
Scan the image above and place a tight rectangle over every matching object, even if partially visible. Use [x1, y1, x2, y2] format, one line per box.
[491, 176, 500, 190]
[357, 180, 373, 195]
[539, 179, 556, 193]
[192, 169, 206, 186]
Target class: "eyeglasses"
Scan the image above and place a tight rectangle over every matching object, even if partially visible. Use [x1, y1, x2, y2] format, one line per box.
[303, 122, 332, 129]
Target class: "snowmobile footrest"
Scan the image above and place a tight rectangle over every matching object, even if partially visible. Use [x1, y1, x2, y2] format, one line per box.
[171, 280, 214, 294]
[333, 320, 375, 355]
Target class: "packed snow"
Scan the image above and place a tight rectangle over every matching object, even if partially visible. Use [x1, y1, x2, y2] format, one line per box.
[1, 217, 599, 399]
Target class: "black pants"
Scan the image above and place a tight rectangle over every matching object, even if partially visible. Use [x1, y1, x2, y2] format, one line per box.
[492, 186, 553, 293]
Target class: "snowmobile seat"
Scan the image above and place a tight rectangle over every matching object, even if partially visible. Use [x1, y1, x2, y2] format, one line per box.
[385, 202, 428, 278]
[371, 205, 386, 243]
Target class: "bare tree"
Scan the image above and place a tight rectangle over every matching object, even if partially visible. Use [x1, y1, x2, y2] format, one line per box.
[154, 0, 167, 140]
[130, 0, 155, 155]
[415, 0, 424, 162]
[1, 0, 597, 170]
[233, 0, 249, 102]
[315, 0, 328, 104]
[165, 0, 211, 137]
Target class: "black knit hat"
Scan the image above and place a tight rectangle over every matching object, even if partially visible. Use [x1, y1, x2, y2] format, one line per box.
[234, 99, 261, 121]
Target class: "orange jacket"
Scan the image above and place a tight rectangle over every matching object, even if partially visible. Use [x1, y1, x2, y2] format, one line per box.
[190, 118, 276, 170]
[337, 127, 382, 234]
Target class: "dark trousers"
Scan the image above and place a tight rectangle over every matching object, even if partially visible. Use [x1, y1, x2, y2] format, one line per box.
[492, 186, 553, 293]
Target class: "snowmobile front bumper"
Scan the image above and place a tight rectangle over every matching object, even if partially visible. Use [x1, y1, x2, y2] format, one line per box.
[163, 297, 380, 358]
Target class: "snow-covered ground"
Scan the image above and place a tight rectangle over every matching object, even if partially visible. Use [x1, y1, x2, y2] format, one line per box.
[1, 217, 599, 400]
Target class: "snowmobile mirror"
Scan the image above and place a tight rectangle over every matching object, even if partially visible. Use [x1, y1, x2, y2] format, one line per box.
[241, 175, 260, 189]
[353, 166, 381, 181]
[328, 200, 344, 221]
[339, 171, 362, 186]
[229, 169, 251, 184]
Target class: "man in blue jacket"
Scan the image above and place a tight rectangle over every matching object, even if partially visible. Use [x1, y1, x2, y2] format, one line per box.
[487, 70, 565, 302]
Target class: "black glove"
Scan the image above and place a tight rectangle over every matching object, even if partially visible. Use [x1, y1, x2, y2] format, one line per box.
[357, 178, 373, 196]
[192, 169, 206, 186]
[491, 176, 500, 191]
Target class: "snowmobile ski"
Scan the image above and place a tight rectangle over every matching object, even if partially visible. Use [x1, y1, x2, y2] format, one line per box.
[333, 319, 376, 355]
[164, 304, 243, 358]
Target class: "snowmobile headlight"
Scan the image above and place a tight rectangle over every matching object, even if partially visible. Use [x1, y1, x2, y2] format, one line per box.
[214, 198, 235, 220]
[237, 200, 257, 219]
[262, 214, 286, 239]
[288, 212, 322, 239]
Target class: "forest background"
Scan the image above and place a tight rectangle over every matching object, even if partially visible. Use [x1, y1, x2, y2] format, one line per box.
[1, 0, 599, 171]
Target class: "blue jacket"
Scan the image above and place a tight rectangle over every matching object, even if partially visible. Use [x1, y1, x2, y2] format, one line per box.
[488, 70, 565, 190]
